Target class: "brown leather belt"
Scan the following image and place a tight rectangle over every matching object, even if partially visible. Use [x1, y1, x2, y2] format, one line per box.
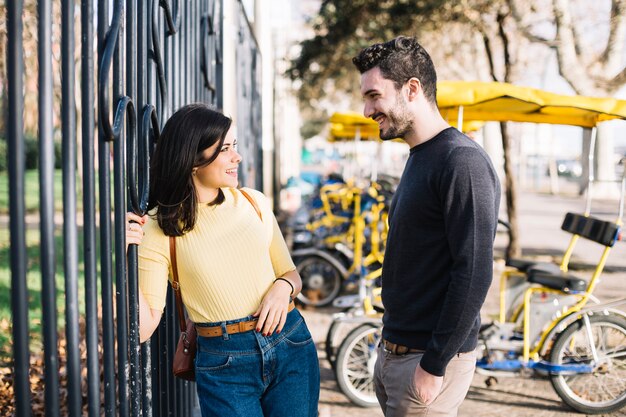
[382, 339, 425, 355]
[196, 301, 296, 338]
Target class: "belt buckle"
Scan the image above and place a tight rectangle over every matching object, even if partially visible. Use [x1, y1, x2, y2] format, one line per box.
[383, 339, 409, 355]
[383, 340, 396, 355]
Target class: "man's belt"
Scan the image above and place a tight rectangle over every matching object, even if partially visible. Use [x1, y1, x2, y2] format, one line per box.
[382, 339, 425, 355]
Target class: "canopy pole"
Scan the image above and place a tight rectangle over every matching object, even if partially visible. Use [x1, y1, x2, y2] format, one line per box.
[457, 106, 464, 132]
[353, 126, 361, 181]
[585, 127, 597, 215]
[372, 142, 380, 183]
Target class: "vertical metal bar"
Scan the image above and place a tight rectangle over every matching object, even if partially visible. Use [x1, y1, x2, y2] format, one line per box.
[174, 9, 184, 413]
[201, 0, 206, 104]
[141, 342, 152, 417]
[137, 2, 153, 416]
[149, 334, 159, 416]
[153, 322, 166, 416]
[112, 1, 130, 414]
[81, 0, 100, 415]
[114, 124, 129, 417]
[165, 4, 172, 119]
[167, 289, 176, 415]
[180, 0, 185, 106]
[185, 0, 191, 102]
[61, 0, 82, 414]
[160, 7, 174, 411]
[125, 0, 143, 414]
[172, 3, 180, 111]
[97, 0, 116, 414]
[38, 0, 61, 414]
[7, 0, 31, 413]
[217, 0, 224, 110]
[190, 0, 195, 101]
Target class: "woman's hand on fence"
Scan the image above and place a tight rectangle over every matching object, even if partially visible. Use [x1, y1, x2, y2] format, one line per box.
[253, 280, 293, 336]
[126, 212, 148, 250]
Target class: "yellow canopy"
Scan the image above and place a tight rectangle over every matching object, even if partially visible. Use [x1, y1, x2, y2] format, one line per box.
[328, 111, 483, 142]
[438, 81, 626, 128]
[328, 112, 380, 142]
[328, 81, 626, 142]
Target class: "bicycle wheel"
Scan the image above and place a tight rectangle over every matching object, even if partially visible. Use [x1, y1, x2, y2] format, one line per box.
[325, 319, 376, 371]
[550, 314, 626, 414]
[295, 255, 342, 307]
[335, 324, 382, 407]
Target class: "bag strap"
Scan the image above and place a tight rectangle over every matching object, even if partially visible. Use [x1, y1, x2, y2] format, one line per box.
[169, 236, 187, 332]
[168, 188, 262, 332]
[239, 188, 262, 221]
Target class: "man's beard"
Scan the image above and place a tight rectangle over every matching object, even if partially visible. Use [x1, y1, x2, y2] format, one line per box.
[379, 95, 412, 141]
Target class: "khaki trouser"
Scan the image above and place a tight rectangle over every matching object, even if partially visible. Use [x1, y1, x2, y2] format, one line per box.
[374, 343, 475, 417]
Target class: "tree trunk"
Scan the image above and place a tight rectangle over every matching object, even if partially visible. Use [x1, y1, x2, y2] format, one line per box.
[500, 122, 521, 259]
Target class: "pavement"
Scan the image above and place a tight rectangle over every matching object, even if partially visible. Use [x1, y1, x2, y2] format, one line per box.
[298, 189, 626, 417]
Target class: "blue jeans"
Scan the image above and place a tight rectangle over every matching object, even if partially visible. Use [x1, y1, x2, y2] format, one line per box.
[195, 308, 320, 417]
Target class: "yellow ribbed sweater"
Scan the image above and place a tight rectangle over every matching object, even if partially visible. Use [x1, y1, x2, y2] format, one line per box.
[138, 187, 295, 323]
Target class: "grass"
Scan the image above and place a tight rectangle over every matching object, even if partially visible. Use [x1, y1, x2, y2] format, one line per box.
[0, 170, 66, 215]
[0, 227, 91, 365]
[0, 169, 106, 365]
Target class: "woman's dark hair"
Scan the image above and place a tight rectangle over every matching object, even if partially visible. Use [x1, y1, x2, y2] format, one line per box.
[352, 36, 438, 105]
[148, 103, 232, 236]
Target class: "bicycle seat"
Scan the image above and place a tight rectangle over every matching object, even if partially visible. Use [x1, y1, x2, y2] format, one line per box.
[506, 258, 562, 274]
[527, 267, 587, 292]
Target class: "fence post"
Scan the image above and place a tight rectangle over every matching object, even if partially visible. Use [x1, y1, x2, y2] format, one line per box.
[7, 0, 31, 414]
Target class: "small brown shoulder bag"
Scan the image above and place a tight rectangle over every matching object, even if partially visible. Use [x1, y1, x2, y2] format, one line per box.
[171, 235, 197, 381]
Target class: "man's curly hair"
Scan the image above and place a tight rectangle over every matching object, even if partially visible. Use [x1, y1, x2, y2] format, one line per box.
[352, 36, 437, 105]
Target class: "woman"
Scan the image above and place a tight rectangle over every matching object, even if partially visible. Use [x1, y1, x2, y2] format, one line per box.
[129, 103, 320, 416]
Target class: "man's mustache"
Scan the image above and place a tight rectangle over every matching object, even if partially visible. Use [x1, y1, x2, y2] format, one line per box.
[371, 112, 385, 122]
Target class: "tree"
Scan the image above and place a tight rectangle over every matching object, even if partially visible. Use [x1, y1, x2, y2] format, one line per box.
[287, 0, 452, 138]
[0, 0, 65, 138]
[509, 0, 626, 196]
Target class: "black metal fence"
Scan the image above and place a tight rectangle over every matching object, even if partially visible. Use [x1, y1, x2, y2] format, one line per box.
[5, 0, 262, 415]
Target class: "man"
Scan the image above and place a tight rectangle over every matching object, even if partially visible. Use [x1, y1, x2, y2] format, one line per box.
[353, 36, 500, 417]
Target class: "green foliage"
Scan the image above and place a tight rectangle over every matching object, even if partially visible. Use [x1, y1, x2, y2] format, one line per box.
[288, 0, 452, 111]
[300, 117, 328, 140]
[24, 135, 39, 170]
[0, 136, 62, 172]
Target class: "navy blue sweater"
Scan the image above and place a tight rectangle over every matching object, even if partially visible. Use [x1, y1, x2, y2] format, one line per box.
[381, 127, 500, 376]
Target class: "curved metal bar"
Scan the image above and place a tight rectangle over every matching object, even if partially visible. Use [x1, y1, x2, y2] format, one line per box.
[113, 96, 137, 140]
[200, 14, 216, 93]
[128, 104, 158, 215]
[160, 0, 180, 35]
[98, 0, 124, 142]
[152, 0, 169, 117]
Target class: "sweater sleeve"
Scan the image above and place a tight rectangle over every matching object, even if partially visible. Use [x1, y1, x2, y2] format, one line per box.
[137, 217, 170, 312]
[420, 146, 499, 376]
[269, 214, 296, 277]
